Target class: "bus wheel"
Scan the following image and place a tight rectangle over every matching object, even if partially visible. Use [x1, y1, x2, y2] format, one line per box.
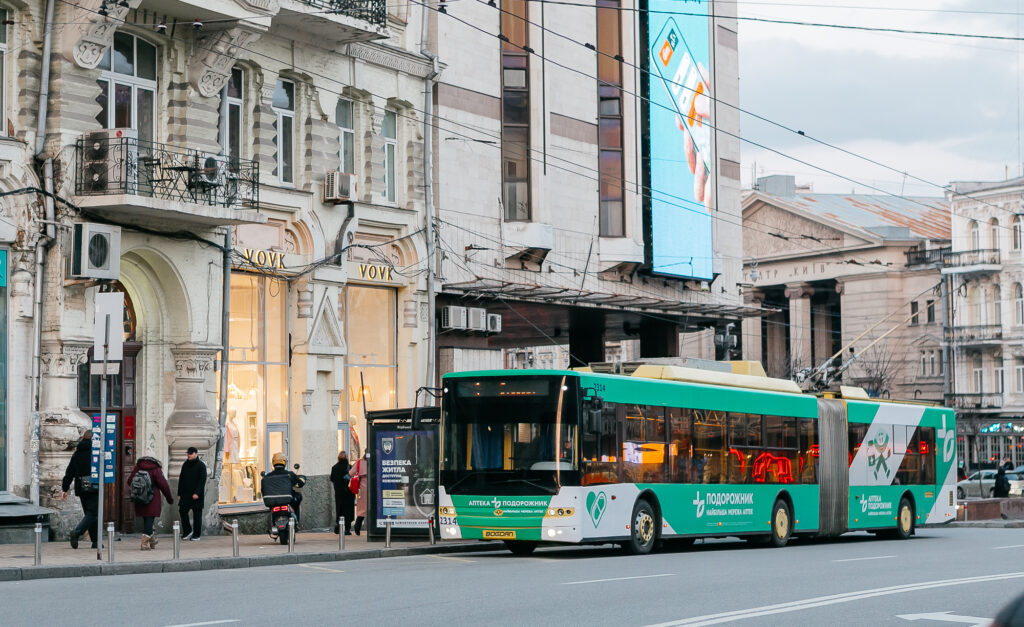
[895, 498, 914, 540]
[627, 498, 658, 555]
[769, 500, 792, 548]
[504, 541, 538, 556]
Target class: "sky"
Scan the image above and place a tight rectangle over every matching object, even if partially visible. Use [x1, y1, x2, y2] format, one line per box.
[737, 0, 1024, 196]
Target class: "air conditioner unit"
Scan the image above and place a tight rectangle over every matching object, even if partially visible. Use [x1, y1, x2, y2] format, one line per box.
[324, 171, 357, 204]
[81, 128, 137, 195]
[468, 307, 487, 331]
[189, 154, 240, 207]
[487, 313, 502, 334]
[440, 306, 468, 330]
[71, 223, 121, 280]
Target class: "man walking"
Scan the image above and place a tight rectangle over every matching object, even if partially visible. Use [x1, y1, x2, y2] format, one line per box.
[177, 446, 207, 541]
[61, 429, 98, 549]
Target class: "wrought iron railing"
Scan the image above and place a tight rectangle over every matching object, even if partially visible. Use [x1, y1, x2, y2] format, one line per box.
[944, 325, 1003, 343]
[944, 393, 1003, 409]
[75, 133, 258, 210]
[905, 246, 949, 266]
[295, 0, 387, 26]
[942, 248, 1000, 268]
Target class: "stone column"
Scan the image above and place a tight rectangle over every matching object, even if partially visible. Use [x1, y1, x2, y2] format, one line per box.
[742, 290, 764, 363]
[164, 345, 220, 480]
[785, 283, 814, 372]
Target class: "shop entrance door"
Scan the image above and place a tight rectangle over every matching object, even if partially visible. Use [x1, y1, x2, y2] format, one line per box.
[337, 422, 350, 458]
[266, 423, 289, 469]
[78, 344, 141, 532]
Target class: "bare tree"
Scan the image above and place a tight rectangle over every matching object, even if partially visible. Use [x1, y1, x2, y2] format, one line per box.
[848, 344, 899, 398]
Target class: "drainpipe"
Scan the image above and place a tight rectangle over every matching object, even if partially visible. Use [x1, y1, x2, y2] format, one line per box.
[29, 0, 57, 506]
[209, 227, 232, 531]
[420, 1, 441, 392]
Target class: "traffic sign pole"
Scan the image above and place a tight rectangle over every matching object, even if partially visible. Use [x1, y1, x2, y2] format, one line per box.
[96, 313, 108, 560]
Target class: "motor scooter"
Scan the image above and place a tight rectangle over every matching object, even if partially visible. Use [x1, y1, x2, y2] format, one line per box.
[260, 463, 306, 545]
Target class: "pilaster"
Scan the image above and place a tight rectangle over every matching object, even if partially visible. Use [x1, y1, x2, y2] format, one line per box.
[164, 345, 220, 479]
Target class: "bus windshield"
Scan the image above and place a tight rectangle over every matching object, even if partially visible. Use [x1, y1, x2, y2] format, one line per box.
[441, 375, 579, 495]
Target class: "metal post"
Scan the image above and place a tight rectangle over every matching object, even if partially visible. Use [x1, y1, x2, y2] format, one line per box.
[232, 519, 239, 557]
[33, 523, 42, 565]
[338, 517, 345, 550]
[106, 522, 114, 563]
[428, 516, 436, 545]
[96, 314, 110, 560]
[173, 521, 181, 560]
[287, 518, 295, 553]
[385, 517, 393, 548]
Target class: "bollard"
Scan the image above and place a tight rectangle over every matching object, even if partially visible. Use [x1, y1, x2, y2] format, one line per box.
[287, 518, 295, 553]
[173, 521, 181, 560]
[339, 517, 345, 550]
[385, 517, 393, 548]
[232, 519, 239, 557]
[428, 516, 436, 546]
[33, 523, 42, 566]
[106, 522, 115, 563]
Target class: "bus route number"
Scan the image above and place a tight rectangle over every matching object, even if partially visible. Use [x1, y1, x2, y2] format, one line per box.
[592, 383, 606, 393]
[439, 516, 457, 525]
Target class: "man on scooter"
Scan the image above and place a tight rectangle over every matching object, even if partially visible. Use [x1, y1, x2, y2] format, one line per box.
[263, 452, 306, 522]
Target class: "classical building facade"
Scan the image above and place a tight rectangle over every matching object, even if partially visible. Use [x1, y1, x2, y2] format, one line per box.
[945, 176, 1024, 471]
[1, 0, 436, 535]
[742, 175, 950, 403]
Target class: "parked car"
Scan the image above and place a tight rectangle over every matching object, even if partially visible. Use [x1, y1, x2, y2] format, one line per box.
[956, 471, 1024, 498]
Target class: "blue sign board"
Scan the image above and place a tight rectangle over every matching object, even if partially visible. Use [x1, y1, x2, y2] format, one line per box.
[0, 249, 6, 287]
[644, 0, 714, 279]
[91, 413, 117, 484]
[374, 429, 436, 528]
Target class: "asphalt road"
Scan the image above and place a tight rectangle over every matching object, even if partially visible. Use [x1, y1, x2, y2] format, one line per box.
[4, 527, 1023, 627]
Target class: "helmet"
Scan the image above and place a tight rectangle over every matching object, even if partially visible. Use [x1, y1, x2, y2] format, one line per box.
[272, 452, 287, 466]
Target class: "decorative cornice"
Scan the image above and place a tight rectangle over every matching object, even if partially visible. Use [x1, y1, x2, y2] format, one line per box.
[784, 282, 815, 300]
[347, 43, 434, 78]
[40, 342, 91, 378]
[171, 345, 220, 381]
[61, 0, 144, 69]
[191, 24, 266, 98]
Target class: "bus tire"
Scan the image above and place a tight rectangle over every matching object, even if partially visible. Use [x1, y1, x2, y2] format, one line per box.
[895, 497, 914, 540]
[769, 499, 792, 548]
[504, 541, 538, 556]
[626, 498, 658, 555]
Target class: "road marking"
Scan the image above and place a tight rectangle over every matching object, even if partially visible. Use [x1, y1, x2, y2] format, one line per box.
[430, 554, 475, 563]
[164, 621, 240, 627]
[644, 571, 1024, 627]
[896, 610, 991, 625]
[833, 555, 895, 563]
[565, 574, 675, 586]
[994, 544, 1024, 549]
[299, 563, 345, 573]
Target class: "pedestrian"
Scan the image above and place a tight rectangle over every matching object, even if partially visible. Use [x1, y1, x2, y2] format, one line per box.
[127, 448, 173, 550]
[353, 451, 368, 535]
[1003, 457, 1014, 472]
[995, 467, 1012, 499]
[60, 429, 98, 549]
[177, 446, 207, 541]
[330, 450, 354, 535]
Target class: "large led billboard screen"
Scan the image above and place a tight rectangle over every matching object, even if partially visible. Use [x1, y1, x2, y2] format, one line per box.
[642, 0, 714, 280]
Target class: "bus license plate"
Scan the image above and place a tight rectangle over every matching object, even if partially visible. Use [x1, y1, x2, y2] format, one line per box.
[483, 530, 516, 540]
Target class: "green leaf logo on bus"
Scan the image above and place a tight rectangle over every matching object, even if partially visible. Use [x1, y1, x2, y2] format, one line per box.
[867, 429, 893, 480]
[587, 491, 607, 527]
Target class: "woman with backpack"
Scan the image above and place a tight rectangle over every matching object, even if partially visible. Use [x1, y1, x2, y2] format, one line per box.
[330, 450, 354, 535]
[127, 449, 174, 550]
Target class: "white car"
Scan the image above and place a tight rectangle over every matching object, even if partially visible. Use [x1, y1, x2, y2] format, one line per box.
[957, 471, 1024, 498]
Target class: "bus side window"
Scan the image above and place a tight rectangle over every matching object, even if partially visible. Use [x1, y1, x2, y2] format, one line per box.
[694, 409, 726, 484]
[919, 426, 936, 485]
[581, 402, 619, 486]
[799, 418, 818, 484]
[849, 423, 868, 467]
[668, 407, 693, 483]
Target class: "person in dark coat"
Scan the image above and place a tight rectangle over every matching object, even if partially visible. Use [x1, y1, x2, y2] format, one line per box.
[127, 450, 173, 550]
[330, 451, 354, 535]
[60, 430, 97, 549]
[177, 446, 207, 541]
[995, 467, 1012, 499]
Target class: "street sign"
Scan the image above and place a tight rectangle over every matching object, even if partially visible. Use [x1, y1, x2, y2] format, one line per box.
[91, 413, 117, 484]
[94, 292, 124, 361]
[0, 249, 6, 287]
[89, 362, 121, 376]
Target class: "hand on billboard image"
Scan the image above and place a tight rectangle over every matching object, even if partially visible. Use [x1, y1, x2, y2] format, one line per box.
[677, 63, 711, 211]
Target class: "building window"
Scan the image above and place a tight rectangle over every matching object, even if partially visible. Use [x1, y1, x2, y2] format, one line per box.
[223, 273, 289, 504]
[346, 285, 398, 452]
[501, 0, 530, 221]
[930, 351, 936, 376]
[1015, 358, 1024, 393]
[926, 299, 936, 324]
[1014, 215, 1022, 250]
[991, 218, 1000, 251]
[382, 109, 397, 202]
[920, 351, 927, 376]
[219, 67, 243, 168]
[1015, 283, 1024, 325]
[97, 32, 157, 146]
[970, 220, 980, 250]
[272, 79, 295, 185]
[910, 301, 919, 325]
[973, 355, 984, 393]
[336, 99, 355, 175]
[996, 365, 1005, 394]
[597, 0, 624, 237]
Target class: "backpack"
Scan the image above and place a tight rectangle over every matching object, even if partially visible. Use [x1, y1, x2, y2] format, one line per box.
[130, 469, 155, 505]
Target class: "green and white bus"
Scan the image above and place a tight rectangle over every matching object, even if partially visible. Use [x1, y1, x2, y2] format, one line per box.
[437, 364, 957, 555]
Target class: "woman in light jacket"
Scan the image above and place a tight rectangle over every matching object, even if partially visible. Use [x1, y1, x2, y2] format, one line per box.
[354, 451, 368, 535]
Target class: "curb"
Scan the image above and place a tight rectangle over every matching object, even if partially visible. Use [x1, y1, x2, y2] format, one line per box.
[920, 520, 1024, 529]
[0, 541, 503, 582]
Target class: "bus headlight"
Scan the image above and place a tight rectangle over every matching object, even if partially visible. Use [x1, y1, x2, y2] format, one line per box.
[545, 507, 574, 518]
[439, 506, 456, 516]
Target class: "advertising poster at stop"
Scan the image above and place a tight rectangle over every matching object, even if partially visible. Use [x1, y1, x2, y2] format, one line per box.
[374, 429, 437, 528]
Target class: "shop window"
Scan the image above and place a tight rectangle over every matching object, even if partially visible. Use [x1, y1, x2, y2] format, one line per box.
[97, 32, 157, 147]
[336, 99, 355, 175]
[346, 285, 398, 453]
[219, 67, 243, 168]
[222, 273, 289, 504]
[382, 110, 397, 202]
[272, 78, 295, 185]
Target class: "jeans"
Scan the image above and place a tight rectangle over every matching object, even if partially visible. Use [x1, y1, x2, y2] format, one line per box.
[179, 500, 203, 538]
[142, 516, 155, 535]
[73, 492, 98, 544]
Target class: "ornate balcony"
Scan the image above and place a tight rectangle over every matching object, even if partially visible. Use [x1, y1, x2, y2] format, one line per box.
[944, 325, 1003, 346]
[941, 249, 1001, 275]
[74, 130, 265, 227]
[278, 0, 388, 44]
[944, 393, 1003, 410]
[905, 246, 949, 267]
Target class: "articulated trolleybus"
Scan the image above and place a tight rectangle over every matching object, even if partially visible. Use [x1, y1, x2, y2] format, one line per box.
[437, 363, 957, 555]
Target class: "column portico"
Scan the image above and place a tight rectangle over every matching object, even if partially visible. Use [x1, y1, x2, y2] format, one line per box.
[164, 345, 220, 480]
[785, 282, 814, 371]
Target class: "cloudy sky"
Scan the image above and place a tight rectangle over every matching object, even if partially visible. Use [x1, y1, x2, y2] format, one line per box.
[738, 0, 1023, 196]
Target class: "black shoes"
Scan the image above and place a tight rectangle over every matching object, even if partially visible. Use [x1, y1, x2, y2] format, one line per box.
[69, 532, 79, 549]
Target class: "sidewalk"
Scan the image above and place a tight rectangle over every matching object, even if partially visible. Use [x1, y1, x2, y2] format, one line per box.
[0, 530, 501, 582]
